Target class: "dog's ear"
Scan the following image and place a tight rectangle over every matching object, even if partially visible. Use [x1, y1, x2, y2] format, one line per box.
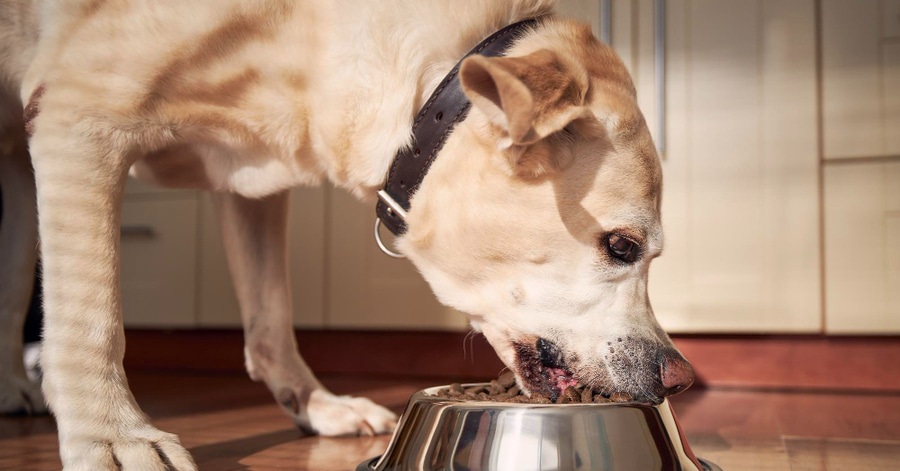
[460, 49, 588, 149]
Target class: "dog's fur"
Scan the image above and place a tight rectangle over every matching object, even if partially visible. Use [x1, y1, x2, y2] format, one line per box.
[0, 0, 691, 469]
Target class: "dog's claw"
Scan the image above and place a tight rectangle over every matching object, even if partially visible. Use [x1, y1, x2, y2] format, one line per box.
[62, 428, 196, 471]
[359, 420, 376, 437]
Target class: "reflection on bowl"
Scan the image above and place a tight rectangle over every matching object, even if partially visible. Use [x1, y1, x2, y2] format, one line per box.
[358, 384, 721, 471]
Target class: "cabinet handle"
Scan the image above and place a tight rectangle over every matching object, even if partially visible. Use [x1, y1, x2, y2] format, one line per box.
[654, 0, 666, 158]
[120, 225, 156, 237]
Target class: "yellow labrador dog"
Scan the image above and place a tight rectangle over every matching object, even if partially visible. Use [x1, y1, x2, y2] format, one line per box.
[0, 0, 694, 469]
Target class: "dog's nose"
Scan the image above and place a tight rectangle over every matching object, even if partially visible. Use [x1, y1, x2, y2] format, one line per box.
[536, 337, 565, 368]
[658, 350, 694, 396]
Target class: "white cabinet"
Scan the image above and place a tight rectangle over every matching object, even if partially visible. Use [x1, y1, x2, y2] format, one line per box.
[120, 180, 326, 329]
[196, 187, 327, 328]
[821, 0, 900, 160]
[610, 0, 821, 332]
[824, 162, 900, 333]
[818, 0, 900, 333]
[325, 187, 468, 330]
[120, 191, 199, 327]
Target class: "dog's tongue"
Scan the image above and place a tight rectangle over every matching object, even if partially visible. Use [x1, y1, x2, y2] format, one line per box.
[547, 367, 577, 395]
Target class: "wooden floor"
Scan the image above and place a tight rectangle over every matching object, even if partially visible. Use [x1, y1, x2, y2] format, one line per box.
[2, 371, 899, 470]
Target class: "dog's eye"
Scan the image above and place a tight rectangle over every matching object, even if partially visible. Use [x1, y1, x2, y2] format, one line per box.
[606, 234, 639, 263]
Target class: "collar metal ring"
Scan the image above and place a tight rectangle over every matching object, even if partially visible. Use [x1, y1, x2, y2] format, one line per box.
[374, 218, 406, 259]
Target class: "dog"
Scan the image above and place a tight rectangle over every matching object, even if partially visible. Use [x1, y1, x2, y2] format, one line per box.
[0, 0, 694, 469]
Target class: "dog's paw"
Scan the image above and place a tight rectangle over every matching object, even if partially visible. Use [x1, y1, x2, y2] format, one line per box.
[23, 342, 43, 382]
[62, 427, 196, 471]
[301, 390, 398, 437]
[0, 374, 47, 415]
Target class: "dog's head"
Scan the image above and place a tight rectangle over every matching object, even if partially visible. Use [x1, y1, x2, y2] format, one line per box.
[398, 20, 692, 403]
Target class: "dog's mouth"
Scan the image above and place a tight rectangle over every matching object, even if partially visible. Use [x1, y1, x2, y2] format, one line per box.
[544, 366, 578, 396]
[514, 338, 579, 401]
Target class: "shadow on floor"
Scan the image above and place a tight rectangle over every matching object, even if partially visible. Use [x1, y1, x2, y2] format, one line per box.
[190, 428, 302, 471]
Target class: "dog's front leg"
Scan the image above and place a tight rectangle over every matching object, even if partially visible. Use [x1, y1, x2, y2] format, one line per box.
[30, 117, 195, 470]
[214, 191, 397, 436]
[0, 143, 46, 415]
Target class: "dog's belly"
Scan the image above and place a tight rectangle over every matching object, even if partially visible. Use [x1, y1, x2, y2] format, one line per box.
[129, 144, 212, 190]
[129, 141, 324, 197]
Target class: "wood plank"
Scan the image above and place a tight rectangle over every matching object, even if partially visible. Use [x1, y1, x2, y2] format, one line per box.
[688, 436, 791, 471]
[786, 438, 900, 471]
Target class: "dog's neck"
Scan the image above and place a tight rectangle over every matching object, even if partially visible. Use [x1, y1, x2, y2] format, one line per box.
[310, 0, 555, 200]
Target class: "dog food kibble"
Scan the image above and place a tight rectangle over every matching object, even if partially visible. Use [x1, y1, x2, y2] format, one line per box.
[433, 371, 635, 404]
[593, 394, 612, 404]
[580, 387, 594, 403]
[609, 392, 634, 403]
[558, 386, 581, 404]
[449, 382, 464, 395]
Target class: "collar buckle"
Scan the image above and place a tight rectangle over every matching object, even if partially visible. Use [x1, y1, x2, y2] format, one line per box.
[377, 190, 408, 222]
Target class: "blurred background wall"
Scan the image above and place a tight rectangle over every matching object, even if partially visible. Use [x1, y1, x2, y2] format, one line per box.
[116, 0, 899, 338]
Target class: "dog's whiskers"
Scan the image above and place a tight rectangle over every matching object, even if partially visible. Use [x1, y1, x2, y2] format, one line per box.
[462, 330, 478, 362]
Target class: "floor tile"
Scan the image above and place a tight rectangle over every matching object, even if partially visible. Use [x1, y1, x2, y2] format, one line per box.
[670, 389, 783, 437]
[785, 437, 900, 471]
[774, 393, 900, 441]
[688, 434, 791, 471]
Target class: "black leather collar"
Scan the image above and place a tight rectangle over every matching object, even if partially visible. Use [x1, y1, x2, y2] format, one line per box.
[375, 19, 539, 237]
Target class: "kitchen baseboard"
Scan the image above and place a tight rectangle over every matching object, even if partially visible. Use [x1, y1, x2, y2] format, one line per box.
[122, 329, 900, 393]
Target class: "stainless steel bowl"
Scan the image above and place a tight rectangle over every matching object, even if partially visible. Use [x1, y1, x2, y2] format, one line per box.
[358, 384, 720, 471]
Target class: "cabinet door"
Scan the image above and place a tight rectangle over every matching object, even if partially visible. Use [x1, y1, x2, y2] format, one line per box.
[120, 194, 198, 327]
[821, 0, 900, 159]
[197, 187, 326, 328]
[612, 0, 821, 332]
[824, 162, 900, 333]
[325, 187, 468, 330]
